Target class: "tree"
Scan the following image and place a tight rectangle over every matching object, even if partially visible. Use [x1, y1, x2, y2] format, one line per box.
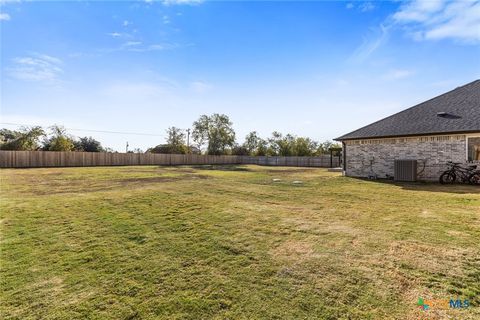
[127, 148, 143, 153]
[166, 127, 187, 154]
[280, 134, 296, 156]
[147, 144, 171, 154]
[43, 125, 75, 151]
[231, 144, 249, 156]
[267, 131, 282, 155]
[74, 136, 104, 152]
[243, 131, 268, 156]
[294, 137, 318, 156]
[192, 114, 235, 155]
[267, 132, 295, 156]
[0, 126, 45, 150]
[316, 141, 341, 154]
[188, 146, 201, 154]
[255, 138, 268, 156]
[0, 129, 18, 143]
[244, 131, 261, 155]
[147, 127, 188, 154]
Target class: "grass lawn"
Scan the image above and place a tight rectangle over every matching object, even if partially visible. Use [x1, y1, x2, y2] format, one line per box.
[1, 165, 479, 319]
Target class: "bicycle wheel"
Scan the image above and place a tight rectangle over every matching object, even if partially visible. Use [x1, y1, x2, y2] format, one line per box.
[469, 172, 480, 185]
[439, 171, 456, 184]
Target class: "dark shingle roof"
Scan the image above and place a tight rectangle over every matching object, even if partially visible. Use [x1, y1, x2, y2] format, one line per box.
[335, 80, 480, 141]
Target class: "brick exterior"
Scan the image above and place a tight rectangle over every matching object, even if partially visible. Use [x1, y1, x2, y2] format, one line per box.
[344, 134, 480, 181]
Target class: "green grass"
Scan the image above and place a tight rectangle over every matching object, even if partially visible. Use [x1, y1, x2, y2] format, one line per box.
[1, 165, 479, 319]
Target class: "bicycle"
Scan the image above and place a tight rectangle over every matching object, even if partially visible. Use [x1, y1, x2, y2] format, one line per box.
[469, 168, 480, 185]
[439, 162, 477, 184]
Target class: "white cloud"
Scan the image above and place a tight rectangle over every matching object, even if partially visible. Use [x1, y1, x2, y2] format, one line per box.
[123, 20, 131, 26]
[360, 2, 375, 12]
[351, 0, 479, 63]
[162, 0, 203, 6]
[0, 0, 21, 4]
[147, 43, 179, 50]
[393, 0, 445, 22]
[36, 54, 62, 65]
[393, 0, 480, 43]
[67, 52, 100, 59]
[148, 44, 167, 50]
[383, 69, 415, 80]
[190, 81, 213, 93]
[8, 54, 63, 83]
[107, 32, 122, 37]
[0, 12, 10, 20]
[349, 24, 390, 62]
[106, 32, 134, 40]
[123, 41, 142, 47]
[346, 2, 375, 12]
[122, 42, 180, 52]
[163, 15, 170, 24]
[100, 42, 181, 53]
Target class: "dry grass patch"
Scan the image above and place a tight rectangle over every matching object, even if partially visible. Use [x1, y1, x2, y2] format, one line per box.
[271, 239, 317, 262]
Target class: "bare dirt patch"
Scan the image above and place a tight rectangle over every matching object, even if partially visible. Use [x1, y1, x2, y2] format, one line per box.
[265, 168, 312, 173]
[118, 176, 180, 184]
[118, 174, 210, 184]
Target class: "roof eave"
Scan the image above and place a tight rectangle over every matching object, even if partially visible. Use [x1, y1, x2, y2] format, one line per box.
[334, 129, 480, 141]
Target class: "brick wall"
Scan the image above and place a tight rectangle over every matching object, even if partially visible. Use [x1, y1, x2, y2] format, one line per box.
[344, 134, 476, 181]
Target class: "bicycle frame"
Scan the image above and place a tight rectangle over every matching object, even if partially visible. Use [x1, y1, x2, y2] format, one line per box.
[441, 162, 478, 184]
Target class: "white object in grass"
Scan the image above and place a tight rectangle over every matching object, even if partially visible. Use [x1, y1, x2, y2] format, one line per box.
[292, 180, 303, 184]
[272, 179, 282, 182]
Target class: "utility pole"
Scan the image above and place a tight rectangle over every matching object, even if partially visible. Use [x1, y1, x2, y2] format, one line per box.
[186, 129, 190, 154]
[126, 141, 129, 153]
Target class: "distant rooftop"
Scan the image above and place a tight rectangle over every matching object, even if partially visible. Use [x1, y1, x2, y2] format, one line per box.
[335, 79, 480, 141]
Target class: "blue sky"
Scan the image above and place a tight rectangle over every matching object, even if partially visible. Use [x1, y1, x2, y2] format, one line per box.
[1, 0, 479, 151]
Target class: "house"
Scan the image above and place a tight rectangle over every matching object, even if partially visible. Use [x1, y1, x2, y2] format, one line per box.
[335, 80, 480, 181]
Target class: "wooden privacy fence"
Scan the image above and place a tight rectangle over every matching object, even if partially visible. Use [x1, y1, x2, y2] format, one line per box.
[0, 151, 339, 168]
[240, 156, 338, 167]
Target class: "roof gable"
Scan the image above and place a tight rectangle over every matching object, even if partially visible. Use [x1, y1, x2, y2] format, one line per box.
[335, 80, 480, 141]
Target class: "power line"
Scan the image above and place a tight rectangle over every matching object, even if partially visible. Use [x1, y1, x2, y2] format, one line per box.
[0, 122, 166, 137]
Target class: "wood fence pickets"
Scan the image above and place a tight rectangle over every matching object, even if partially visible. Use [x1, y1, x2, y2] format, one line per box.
[0, 151, 339, 168]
